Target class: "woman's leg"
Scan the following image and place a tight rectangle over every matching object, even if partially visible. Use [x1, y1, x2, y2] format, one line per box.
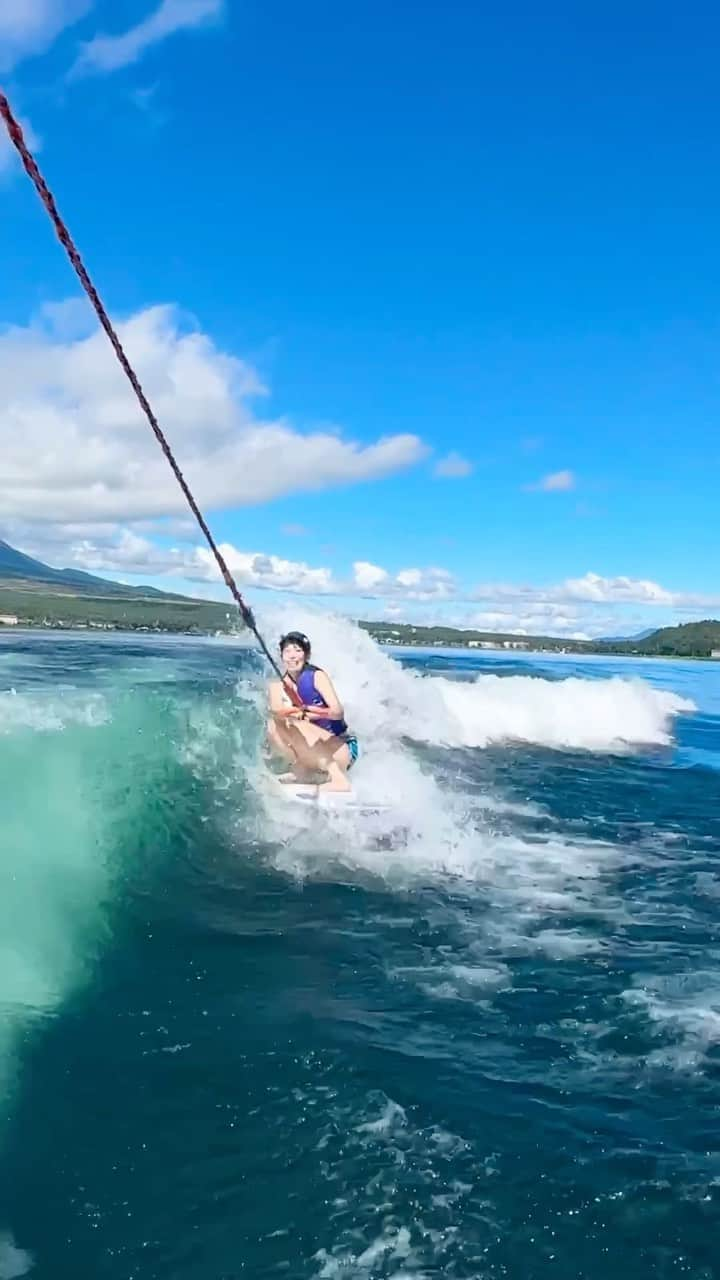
[268, 718, 331, 780]
[267, 720, 317, 778]
[267, 718, 295, 763]
[309, 734, 353, 792]
[268, 719, 353, 791]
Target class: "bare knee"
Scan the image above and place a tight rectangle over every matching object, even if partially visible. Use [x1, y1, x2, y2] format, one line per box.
[316, 738, 351, 772]
[267, 719, 297, 762]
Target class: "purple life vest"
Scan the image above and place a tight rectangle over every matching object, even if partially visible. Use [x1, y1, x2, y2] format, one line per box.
[296, 665, 347, 736]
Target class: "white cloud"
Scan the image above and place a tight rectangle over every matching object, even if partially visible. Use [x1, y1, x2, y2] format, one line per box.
[0, 301, 426, 523]
[353, 561, 390, 593]
[0, 3, 91, 174]
[526, 469, 576, 492]
[0, 0, 93, 71]
[194, 544, 336, 595]
[465, 571, 720, 638]
[6, 516, 719, 638]
[433, 451, 473, 478]
[352, 561, 455, 601]
[8, 522, 459, 604]
[468, 603, 594, 641]
[557, 572, 675, 604]
[65, 530, 338, 595]
[471, 572, 707, 609]
[79, 536, 455, 603]
[71, 0, 223, 76]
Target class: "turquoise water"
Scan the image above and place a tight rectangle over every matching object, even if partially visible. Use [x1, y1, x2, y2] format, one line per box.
[1, 623, 719, 1279]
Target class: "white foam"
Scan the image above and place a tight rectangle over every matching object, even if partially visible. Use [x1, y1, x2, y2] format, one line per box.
[419, 672, 692, 751]
[254, 602, 694, 754]
[237, 606, 696, 967]
[527, 929, 607, 959]
[315, 1230, 418, 1280]
[312, 1090, 479, 1279]
[0, 688, 108, 735]
[231, 606, 656, 1024]
[245, 604, 629, 963]
[420, 962, 512, 1003]
[0, 1234, 33, 1280]
[356, 1098, 407, 1136]
[624, 973, 720, 1069]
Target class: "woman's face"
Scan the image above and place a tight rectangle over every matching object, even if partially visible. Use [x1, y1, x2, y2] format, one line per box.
[281, 642, 307, 674]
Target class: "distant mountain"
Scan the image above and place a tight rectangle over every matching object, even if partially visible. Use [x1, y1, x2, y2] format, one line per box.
[629, 619, 720, 657]
[601, 627, 656, 643]
[0, 538, 188, 601]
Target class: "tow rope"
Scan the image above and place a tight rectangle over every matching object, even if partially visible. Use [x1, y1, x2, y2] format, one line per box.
[0, 90, 301, 703]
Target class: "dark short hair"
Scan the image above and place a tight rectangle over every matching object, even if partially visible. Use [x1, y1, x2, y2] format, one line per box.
[279, 630, 311, 655]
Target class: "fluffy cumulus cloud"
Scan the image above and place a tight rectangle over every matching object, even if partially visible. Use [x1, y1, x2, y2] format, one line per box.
[193, 544, 336, 595]
[13, 526, 458, 603]
[0, 301, 426, 524]
[6, 513, 716, 636]
[468, 604, 595, 642]
[352, 561, 456, 601]
[433, 451, 473, 478]
[0, 302, 710, 633]
[557, 572, 675, 604]
[0, 0, 93, 71]
[470, 571, 713, 610]
[5, 514, 460, 604]
[465, 572, 720, 638]
[71, 0, 223, 76]
[64, 530, 338, 595]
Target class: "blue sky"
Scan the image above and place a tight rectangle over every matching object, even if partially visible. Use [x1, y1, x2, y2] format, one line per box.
[1, 0, 720, 637]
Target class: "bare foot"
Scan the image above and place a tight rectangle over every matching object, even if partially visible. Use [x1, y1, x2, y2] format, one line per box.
[278, 768, 326, 785]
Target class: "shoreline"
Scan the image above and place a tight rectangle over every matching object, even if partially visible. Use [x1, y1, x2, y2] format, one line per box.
[384, 640, 715, 664]
[1, 623, 717, 663]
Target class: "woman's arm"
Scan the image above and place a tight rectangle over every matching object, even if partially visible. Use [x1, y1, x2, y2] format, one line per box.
[312, 670, 344, 720]
[269, 680, 299, 717]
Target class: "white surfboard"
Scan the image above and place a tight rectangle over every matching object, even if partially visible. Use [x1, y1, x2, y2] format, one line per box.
[277, 781, 392, 815]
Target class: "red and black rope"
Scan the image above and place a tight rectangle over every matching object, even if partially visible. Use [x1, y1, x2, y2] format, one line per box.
[0, 90, 300, 701]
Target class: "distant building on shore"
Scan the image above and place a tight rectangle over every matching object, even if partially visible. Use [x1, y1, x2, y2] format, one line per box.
[0, 614, 18, 626]
[711, 649, 720, 659]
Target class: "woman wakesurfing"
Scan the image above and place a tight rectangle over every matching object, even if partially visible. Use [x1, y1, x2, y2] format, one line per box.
[267, 631, 359, 793]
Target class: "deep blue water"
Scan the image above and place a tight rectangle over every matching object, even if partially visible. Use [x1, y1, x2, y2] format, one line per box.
[1, 628, 719, 1280]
